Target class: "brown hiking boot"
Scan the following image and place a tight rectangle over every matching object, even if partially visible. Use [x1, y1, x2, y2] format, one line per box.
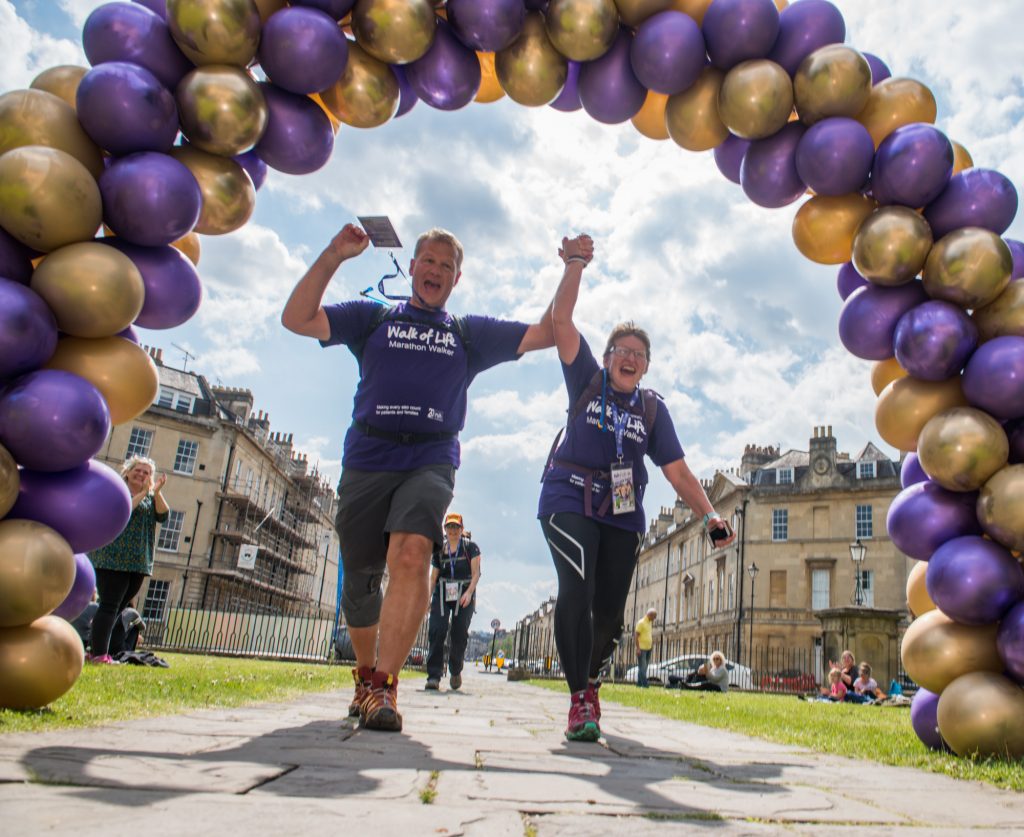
[349, 666, 372, 718]
[360, 672, 402, 732]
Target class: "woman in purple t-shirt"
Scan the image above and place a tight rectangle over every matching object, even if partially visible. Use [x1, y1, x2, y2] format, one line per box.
[539, 235, 736, 742]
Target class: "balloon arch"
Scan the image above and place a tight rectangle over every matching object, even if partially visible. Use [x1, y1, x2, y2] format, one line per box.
[1, 0, 1023, 758]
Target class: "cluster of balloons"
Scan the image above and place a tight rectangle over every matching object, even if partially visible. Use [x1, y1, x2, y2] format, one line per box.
[1, 0, 1022, 754]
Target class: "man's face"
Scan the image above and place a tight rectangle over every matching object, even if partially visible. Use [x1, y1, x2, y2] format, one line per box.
[648, 612, 656, 623]
[410, 239, 460, 310]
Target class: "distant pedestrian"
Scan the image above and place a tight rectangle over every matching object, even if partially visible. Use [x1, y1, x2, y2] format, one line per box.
[635, 609, 657, 689]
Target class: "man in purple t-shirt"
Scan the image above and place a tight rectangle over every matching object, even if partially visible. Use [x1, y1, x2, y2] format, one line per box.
[281, 223, 558, 731]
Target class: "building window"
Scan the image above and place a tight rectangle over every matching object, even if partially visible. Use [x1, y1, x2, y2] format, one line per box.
[174, 393, 193, 413]
[708, 579, 715, 614]
[157, 389, 174, 409]
[772, 508, 788, 541]
[857, 461, 876, 479]
[157, 510, 185, 551]
[857, 569, 875, 607]
[856, 504, 873, 539]
[142, 579, 170, 622]
[777, 466, 793, 485]
[174, 439, 199, 475]
[812, 568, 830, 610]
[727, 572, 734, 610]
[125, 427, 153, 459]
[157, 387, 193, 413]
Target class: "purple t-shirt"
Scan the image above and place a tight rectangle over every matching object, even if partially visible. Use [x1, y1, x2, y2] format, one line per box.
[538, 337, 685, 532]
[321, 300, 528, 471]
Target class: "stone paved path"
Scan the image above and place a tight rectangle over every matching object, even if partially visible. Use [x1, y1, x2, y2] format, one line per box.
[2, 666, 1023, 835]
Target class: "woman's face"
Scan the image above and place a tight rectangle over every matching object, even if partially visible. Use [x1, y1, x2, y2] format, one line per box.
[841, 652, 854, 667]
[126, 463, 152, 492]
[603, 334, 649, 392]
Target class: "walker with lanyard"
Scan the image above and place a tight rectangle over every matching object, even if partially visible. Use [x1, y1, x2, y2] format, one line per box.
[603, 370, 638, 516]
[438, 535, 467, 615]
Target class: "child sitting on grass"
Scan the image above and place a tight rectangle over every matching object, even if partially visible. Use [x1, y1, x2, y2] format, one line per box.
[852, 662, 886, 702]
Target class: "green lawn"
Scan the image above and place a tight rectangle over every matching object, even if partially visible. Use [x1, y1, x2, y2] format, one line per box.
[0, 654, 420, 735]
[531, 680, 1024, 791]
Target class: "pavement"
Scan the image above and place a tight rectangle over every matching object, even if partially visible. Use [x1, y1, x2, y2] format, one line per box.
[2, 666, 1023, 836]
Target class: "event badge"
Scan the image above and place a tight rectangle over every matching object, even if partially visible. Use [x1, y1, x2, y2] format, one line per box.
[444, 581, 461, 602]
[357, 215, 402, 248]
[610, 461, 636, 515]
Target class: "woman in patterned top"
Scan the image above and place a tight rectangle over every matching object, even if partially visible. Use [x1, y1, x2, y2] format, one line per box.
[87, 456, 169, 663]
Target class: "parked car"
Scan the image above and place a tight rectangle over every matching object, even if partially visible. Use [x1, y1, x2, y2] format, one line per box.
[333, 626, 354, 662]
[760, 669, 817, 693]
[625, 654, 753, 690]
[407, 646, 427, 666]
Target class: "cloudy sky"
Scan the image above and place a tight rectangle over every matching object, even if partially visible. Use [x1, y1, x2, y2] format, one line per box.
[5, 0, 1023, 629]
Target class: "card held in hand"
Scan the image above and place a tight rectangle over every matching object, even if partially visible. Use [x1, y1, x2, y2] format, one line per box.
[357, 216, 402, 248]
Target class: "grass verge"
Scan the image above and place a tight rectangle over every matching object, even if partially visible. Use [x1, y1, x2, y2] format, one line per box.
[530, 679, 1024, 791]
[0, 654, 422, 735]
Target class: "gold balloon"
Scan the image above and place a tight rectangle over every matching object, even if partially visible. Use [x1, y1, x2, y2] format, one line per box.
[45, 336, 159, 425]
[615, 0, 672, 27]
[475, 51, 505, 104]
[171, 145, 256, 236]
[30, 65, 89, 110]
[923, 228, 1012, 310]
[977, 464, 1024, 552]
[871, 356, 907, 396]
[546, 0, 619, 63]
[631, 90, 670, 141]
[167, 0, 261, 67]
[875, 376, 967, 453]
[30, 242, 145, 338]
[901, 609, 1002, 695]
[906, 560, 934, 618]
[0, 443, 18, 520]
[937, 672, 1024, 759]
[173, 231, 202, 266]
[951, 141, 973, 176]
[917, 407, 1009, 492]
[856, 77, 937, 147]
[0, 520, 75, 628]
[0, 146, 102, 253]
[972, 281, 1024, 343]
[851, 206, 934, 286]
[495, 13, 569, 108]
[667, 0, 712, 25]
[0, 616, 84, 709]
[718, 60, 793, 140]
[176, 65, 269, 156]
[352, 0, 437, 65]
[320, 42, 400, 129]
[309, 92, 343, 134]
[666, 67, 728, 152]
[793, 45, 872, 126]
[0, 88, 104, 178]
[791, 193, 877, 265]
[774, 0, 789, 9]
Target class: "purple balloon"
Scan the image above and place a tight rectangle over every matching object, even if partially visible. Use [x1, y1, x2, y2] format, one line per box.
[549, 61, 582, 112]
[0, 227, 37, 285]
[83, 1, 192, 90]
[233, 149, 268, 191]
[741, 122, 807, 208]
[631, 11, 706, 95]
[927, 536, 1024, 626]
[893, 300, 978, 381]
[1005, 238, 1024, 281]
[446, 0, 525, 52]
[290, 0, 356, 20]
[886, 480, 982, 561]
[258, 7, 349, 95]
[51, 553, 97, 621]
[863, 52, 890, 86]
[910, 689, 948, 751]
[132, 0, 166, 18]
[76, 62, 178, 156]
[795, 117, 875, 197]
[405, 20, 480, 111]
[768, 0, 845, 77]
[101, 239, 203, 330]
[392, 65, 419, 119]
[997, 601, 1024, 684]
[117, 325, 141, 344]
[0, 280, 58, 381]
[579, 28, 648, 125]
[255, 83, 335, 175]
[900, 452, 929, 488]
[714, 133, 751, 185]
[702, 0, 780, 71]
[0, 370, 111, 472]
[836, 261, 868, 301]
[100, 152, 202, 247]
[838, 281, 928, 360]
[871, 124, 953, 209]
[924, 168, 1019, 240]
[962, 335, 1024, 420]
[9, 461, 132, 554]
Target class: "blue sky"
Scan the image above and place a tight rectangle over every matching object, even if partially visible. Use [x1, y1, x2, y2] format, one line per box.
[4, 0, 1023, 628]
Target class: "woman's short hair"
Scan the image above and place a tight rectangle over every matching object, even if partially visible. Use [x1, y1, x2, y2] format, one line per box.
[710, 651, 725, 665]
[859, 662, 872, 675]
[414, 227, 464, 271]
[604, 321, 652, 361]
[121, 455, 156, 478]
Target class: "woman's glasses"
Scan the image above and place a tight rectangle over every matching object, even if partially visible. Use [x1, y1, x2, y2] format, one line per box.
[608, 345, 649, 363]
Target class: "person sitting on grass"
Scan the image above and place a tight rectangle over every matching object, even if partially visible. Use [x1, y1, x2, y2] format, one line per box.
[820, 667, 847, 701]
[852, 662, 886, 702]
[674, 651, 730, 692]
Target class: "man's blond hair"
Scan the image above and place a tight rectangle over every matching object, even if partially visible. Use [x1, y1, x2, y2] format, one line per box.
[415, 227, 464, 271]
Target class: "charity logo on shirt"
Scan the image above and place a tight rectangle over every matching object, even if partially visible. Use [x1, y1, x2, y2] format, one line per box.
[383, 320, 458, 356]
[583, 398, 648, 444]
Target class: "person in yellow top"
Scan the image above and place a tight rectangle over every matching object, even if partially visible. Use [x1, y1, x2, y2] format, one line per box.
[634, 608, 657, 688]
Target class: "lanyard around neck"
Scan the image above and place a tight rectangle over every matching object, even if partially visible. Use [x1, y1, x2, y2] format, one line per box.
[599, 369, 639, 462]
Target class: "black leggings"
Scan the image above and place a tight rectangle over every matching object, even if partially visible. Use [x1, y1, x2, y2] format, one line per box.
[91, 569, 146, 657]
[540, 513, 643, 693]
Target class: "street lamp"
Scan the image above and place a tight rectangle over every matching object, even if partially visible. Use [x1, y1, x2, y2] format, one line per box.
[850, 538, 867, 606]
[747, 562, 759, 670]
